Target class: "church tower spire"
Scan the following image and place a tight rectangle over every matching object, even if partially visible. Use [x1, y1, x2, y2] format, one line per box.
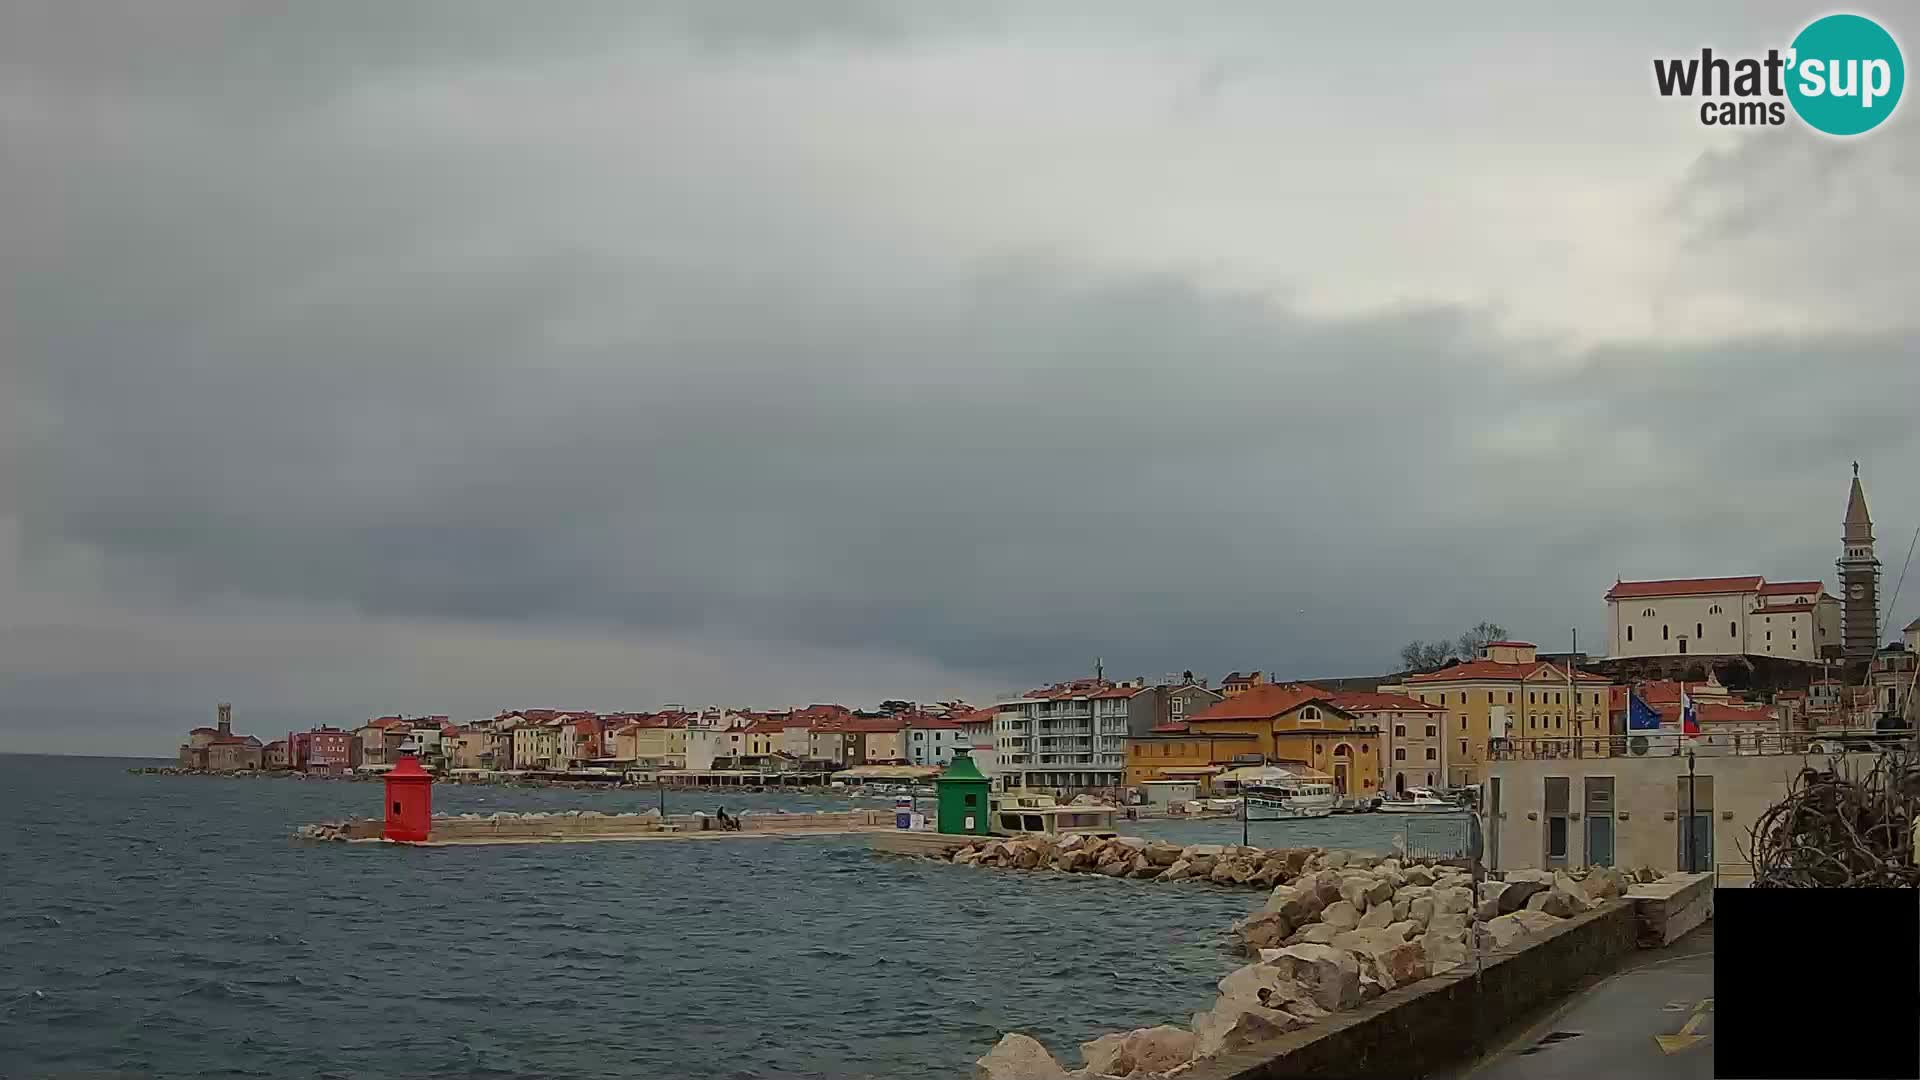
[1838, 462, 1880, 662]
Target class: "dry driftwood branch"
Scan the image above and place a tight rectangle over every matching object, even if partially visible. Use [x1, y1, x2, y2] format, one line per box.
[1746, 751, 1920, 888]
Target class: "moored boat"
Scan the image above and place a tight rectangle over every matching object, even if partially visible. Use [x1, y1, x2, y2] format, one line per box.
[1377, 786, 1464, 814]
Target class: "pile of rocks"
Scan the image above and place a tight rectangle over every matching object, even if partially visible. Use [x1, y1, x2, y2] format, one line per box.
[975, 855, 1651, 1078]
[947, 835, 1315, 888]
[293, 821, 352, 842]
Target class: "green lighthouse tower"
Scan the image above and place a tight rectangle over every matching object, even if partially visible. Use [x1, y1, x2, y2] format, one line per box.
[935, 749, 992, 836]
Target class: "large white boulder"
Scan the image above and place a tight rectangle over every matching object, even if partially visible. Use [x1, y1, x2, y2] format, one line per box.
[975, 1033, 1068, 1080]
[1319, 900, 1361, 931]
[1265, 943, 1363, 1012]
[1357, 901, 1395, 930]
[1433, 886, 1473, 915]
[1192, 1002, 1303, 1059]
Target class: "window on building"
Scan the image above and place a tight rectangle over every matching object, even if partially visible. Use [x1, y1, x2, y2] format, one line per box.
[1792, 629, 1798, 640]
[1425, 747, 1437, 760]
[1627, 625, 1633, 642]
[1460, 716, 1467, 730]
[1394, 724, 1406, 737]
[1507, 692, 1514, 704]
[1766, 630, 1772, 641]
[1663, 625, 1670, 640]
[1459, 692, 1467, 704]
[1696, 622, 1703, 639]
[1555, 692, 1562, 704]
[1709, 604, 1722, 615]
[1529, 692, 1536, 704]
[1487, 691, 1494, 704]
[1426, 724, 1437, 737]
[1300, 707, 1320, 720]
[1643, 607, 1655, 617]
[1730, 621, 1737, 637]
[1459, 739, 1469, 757]
[1395, 747, 1407, 760]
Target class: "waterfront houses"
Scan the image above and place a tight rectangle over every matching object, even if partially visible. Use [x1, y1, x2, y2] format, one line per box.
[1327, 691, 1448, 796]
[900, 715, 968, 766]
[992, 679, 1131, 793]
[1381, 641, 1611, 788]
[1183, 683, 1382, 796]
[177, 704, 266, 772]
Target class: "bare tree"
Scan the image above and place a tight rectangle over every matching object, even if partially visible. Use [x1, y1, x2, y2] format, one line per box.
[1455, 621, 1508, 660]
[1398, 621, 1509, 672]
[1399, 640, 1455, 672]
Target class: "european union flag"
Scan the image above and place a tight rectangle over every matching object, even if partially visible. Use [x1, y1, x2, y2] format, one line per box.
[1627, 692, 1662, 731]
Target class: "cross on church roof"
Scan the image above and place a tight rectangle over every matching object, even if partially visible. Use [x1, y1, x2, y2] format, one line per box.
[1853, 460, 1860, 477]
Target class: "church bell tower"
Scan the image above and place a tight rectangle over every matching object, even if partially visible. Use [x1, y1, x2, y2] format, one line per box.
[1838, 463, 1880, 662]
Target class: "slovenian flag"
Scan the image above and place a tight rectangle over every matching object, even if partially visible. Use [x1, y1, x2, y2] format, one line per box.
[1681, 687, 1700, 738]
[1627, 691, 1662, 732]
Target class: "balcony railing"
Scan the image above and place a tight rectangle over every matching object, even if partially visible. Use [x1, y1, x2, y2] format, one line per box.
[1487, 730, 1901, 761]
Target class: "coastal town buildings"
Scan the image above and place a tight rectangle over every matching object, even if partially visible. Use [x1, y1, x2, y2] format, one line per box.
[177, 704, 266, 771]
[1381, 641, 1612, 789]
[992, 678, 1132, 793]
[1839, 467, 1881, 662]
[1328, 691, 1448, 795]
[1219, 671, 1265, 698]
[900, 716, 968, 767]
[1183, 684, 1382, 796]
[289, 727, 355, 773]
[1604, 576, 1840, 662]
[1486, 733, 1873, 880]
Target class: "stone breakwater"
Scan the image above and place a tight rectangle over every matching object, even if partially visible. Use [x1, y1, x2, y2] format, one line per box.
[295, 807, 899, 844]
[972, 853, 1658, 1080]
[944, 835, 1319, 887]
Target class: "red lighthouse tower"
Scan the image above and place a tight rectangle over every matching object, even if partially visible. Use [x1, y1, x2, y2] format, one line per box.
[383, 755, 433, 842]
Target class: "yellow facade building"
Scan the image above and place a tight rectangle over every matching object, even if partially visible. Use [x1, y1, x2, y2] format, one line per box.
[1382, 641, 1612, 788]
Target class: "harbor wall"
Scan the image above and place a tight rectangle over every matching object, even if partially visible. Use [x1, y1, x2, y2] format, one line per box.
[1186, 900, 1642, 1080]
[318, 808, 898, 843]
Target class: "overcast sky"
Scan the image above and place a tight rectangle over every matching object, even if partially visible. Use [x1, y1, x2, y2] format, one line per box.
[4, 2, 1917, 755]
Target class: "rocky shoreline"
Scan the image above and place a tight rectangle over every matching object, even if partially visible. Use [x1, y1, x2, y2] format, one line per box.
[967, 845, 1660, 1079]
[943, 835, 1322, 887]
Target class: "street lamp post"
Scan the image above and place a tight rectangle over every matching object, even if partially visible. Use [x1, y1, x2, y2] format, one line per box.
[1683, 746, 1698, 873]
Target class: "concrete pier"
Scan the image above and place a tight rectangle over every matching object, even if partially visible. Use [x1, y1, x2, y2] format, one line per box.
[297, 808, 903, 846]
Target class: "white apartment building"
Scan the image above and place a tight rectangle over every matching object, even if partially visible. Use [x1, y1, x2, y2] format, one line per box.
[993, 679, 1130, 792]
[1605, 576, 1840, 662]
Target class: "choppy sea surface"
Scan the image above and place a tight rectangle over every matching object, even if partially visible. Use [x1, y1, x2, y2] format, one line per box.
[0, 755, 1452, 1079]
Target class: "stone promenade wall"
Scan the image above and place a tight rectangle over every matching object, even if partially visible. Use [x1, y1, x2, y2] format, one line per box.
[1187, 900, 1640, 1080]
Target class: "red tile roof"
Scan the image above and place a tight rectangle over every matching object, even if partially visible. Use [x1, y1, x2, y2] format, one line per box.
[1188, 683, 1344, 722]
[1758, 580, 1824, 595]
[1090, 686, 1146, 699]
[953, 708, 999, 723]
[1407, 660, 1607, 684]
[1606, 576, 1764, 600]
[1698, 703, 1776, 724]
[902, 717, 966, 730]
[1327, 691, 1446, 713]
[1149, 721, 1190, 733]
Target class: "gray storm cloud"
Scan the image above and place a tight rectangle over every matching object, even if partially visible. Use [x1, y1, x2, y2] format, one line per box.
[3, 1, 1918, 753]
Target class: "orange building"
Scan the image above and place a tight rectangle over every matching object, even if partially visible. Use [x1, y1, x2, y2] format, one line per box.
[1123, 725, 1262, 791]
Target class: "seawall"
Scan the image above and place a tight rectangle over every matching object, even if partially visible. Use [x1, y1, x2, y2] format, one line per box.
[302, 808, 900, 845]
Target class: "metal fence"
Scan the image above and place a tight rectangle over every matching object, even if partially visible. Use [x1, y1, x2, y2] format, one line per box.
[1398, 815, 1473, 860]
[1487, 730, 1905, 761]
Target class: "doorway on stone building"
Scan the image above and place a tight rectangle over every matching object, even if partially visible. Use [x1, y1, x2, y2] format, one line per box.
[1395, 772, 1407, 795]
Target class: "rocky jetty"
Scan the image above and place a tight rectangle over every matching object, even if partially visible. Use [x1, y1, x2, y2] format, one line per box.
[293, 808, 668, 842]
[944, 834, 1318, 888]
[975, 856, 1661, 1078]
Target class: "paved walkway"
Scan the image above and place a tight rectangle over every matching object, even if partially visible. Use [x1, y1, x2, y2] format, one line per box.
[1443, 924, 1714, 1080]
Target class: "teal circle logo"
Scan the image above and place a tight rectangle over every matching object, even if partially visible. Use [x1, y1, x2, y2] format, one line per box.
[1787, 14, 1904, 135]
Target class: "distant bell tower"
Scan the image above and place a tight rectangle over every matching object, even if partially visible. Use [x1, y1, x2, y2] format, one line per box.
[217, 702, 233, 737]
[1838, 462, 1880, 662]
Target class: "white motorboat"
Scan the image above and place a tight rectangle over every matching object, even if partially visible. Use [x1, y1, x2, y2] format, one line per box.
[1243, 776, 1338, 820]
[990, 792, 1120, 837]
[1377, 787, 1463, 814]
